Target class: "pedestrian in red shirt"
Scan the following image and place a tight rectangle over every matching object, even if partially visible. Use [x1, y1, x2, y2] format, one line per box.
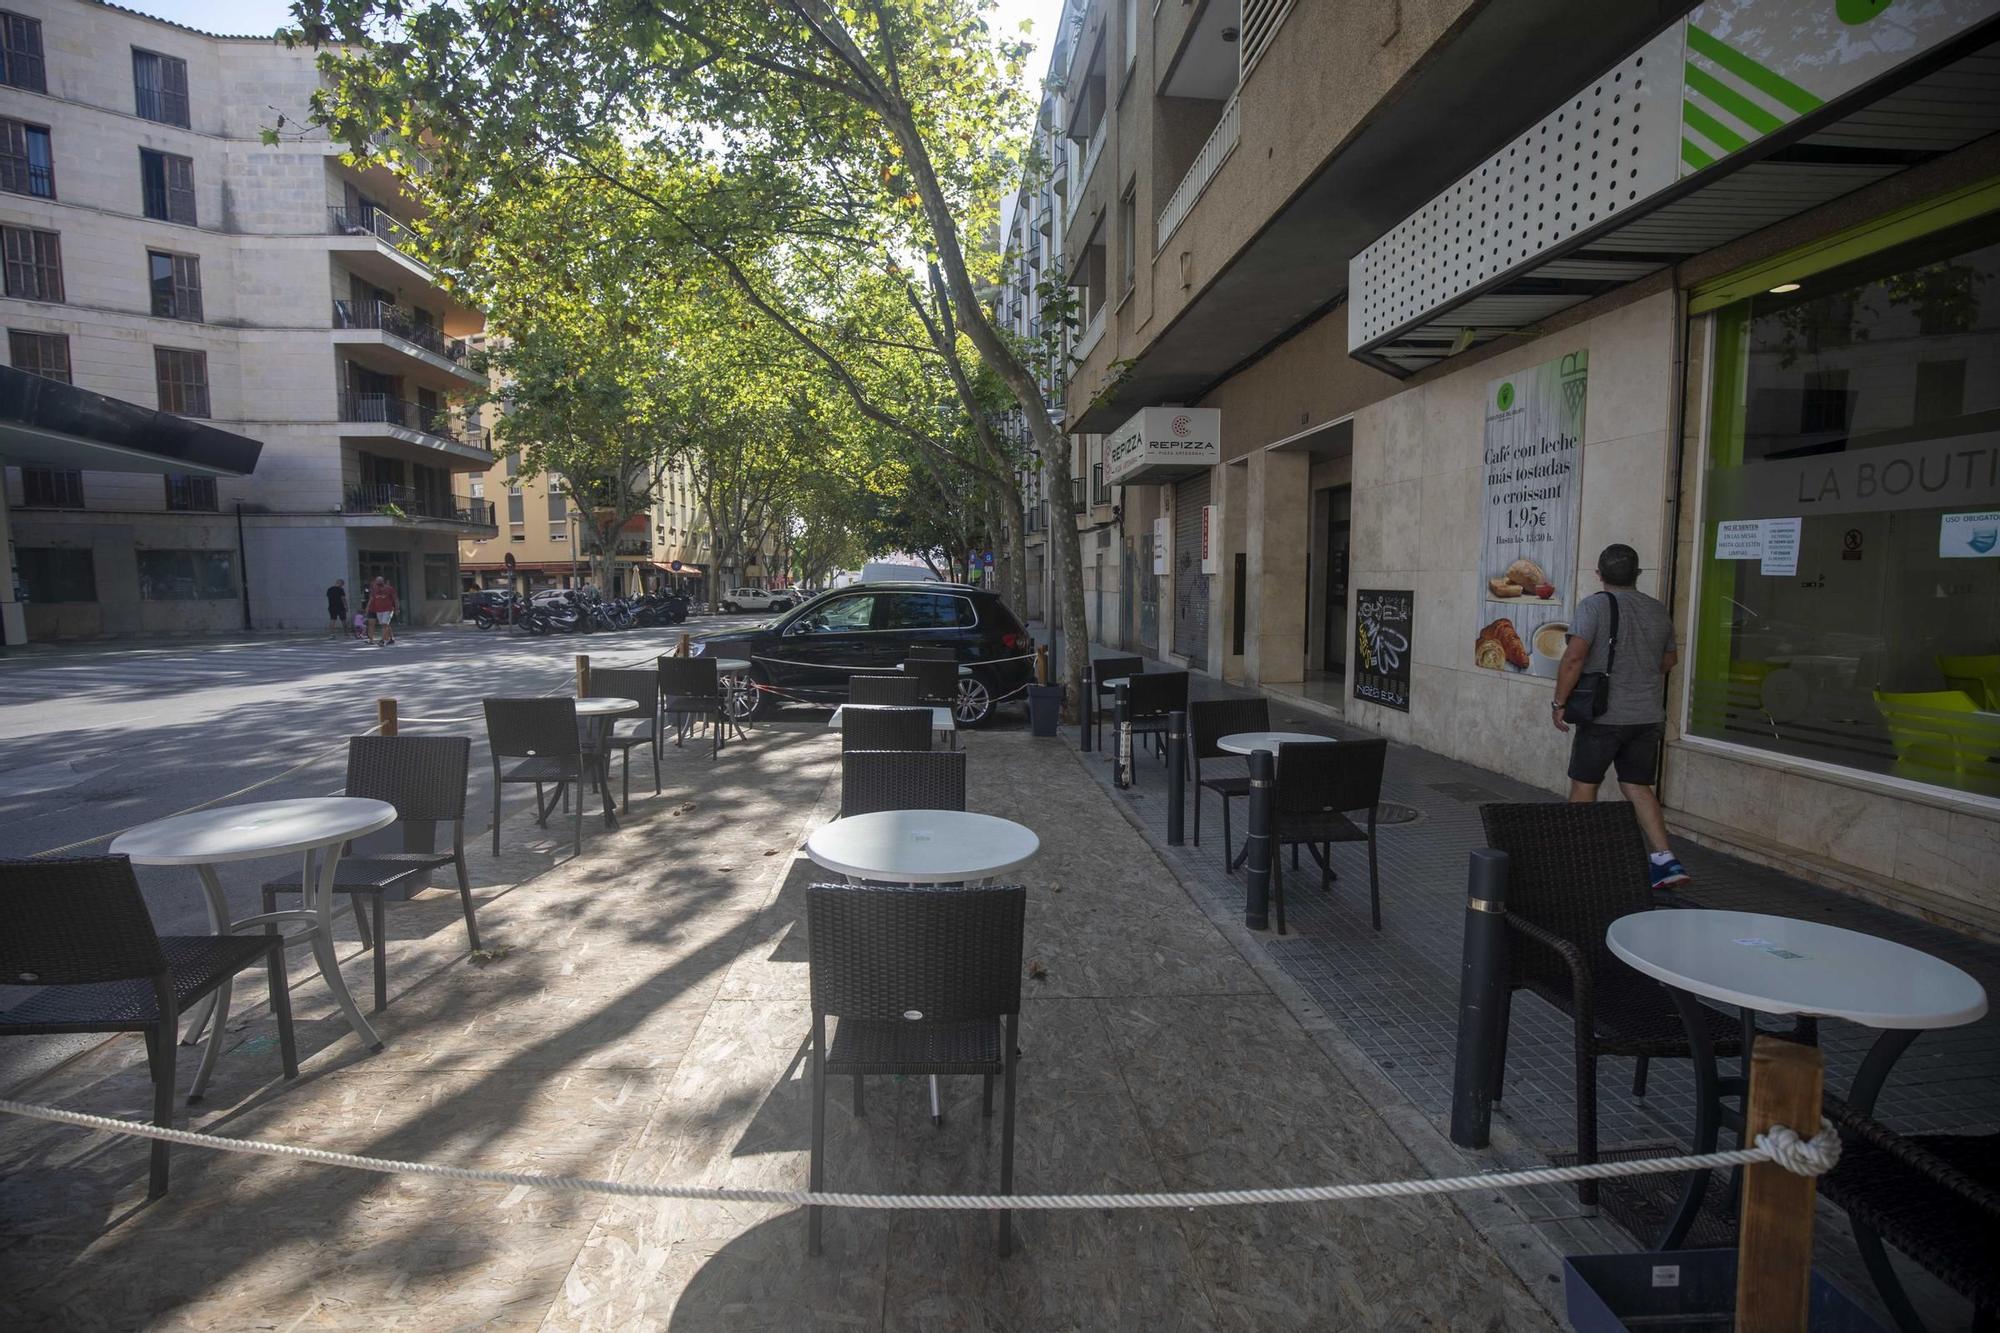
[366, 576, 399, 647]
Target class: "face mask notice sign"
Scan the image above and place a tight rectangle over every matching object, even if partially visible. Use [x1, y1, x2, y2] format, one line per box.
[1940, 511, 2000, 559]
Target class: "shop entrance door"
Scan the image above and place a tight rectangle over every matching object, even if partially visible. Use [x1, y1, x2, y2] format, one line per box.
[1324, 494, 1351, 675]
[358, 550, 406, 605]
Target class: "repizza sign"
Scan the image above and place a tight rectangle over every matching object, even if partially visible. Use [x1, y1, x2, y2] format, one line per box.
[1105, 406, 1221, 487]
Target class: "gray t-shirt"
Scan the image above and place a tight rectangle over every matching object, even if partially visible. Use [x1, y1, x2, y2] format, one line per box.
[1570, 587, 1677, 726]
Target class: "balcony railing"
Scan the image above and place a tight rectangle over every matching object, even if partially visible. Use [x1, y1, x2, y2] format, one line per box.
[328, 206, 424, 261]
[344, 483, 493, 527]
[333, 299, 469, 363]
[1074, 301, 1106, 363]
[1156, 93, 1240, 251]
[338, 390, 471, 446]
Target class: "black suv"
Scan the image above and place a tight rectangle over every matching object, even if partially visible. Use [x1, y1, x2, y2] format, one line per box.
[689, 582, 1034, 726]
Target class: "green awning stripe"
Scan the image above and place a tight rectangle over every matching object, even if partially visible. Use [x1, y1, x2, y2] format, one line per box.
[1681, 137, 1717, 170]
[1685, 25, 1824, 116]
[1683, 62, 1786, 137]
[1682, 100, 1749, 155]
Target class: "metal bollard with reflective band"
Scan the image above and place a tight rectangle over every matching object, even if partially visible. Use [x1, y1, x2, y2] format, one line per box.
[1113, 681, 1132, 790]
[1080, 663, 1094, 753]
[1449, 848, 1512, 1149]
[1166, 709, 1186, 846]
[1244, 748, 1273, 930]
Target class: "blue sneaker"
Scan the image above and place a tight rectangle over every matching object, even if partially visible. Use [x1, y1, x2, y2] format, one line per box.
[1649, 858, 1690, 890]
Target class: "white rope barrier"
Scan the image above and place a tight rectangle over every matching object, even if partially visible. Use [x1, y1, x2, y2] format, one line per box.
[0, 1099, 1839, 1212]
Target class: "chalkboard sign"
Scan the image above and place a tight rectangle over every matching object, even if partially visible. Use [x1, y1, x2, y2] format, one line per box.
[1354, 588, 1413, 713]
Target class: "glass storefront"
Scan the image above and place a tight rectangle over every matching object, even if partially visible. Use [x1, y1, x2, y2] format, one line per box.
[1689, 209, 2000, 800]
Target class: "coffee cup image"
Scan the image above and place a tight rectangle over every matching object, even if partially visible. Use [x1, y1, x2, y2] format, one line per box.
[1529, 621, 1569, 678]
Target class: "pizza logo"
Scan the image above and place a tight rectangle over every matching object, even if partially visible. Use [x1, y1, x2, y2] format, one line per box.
[1171, 414, 1191, 437]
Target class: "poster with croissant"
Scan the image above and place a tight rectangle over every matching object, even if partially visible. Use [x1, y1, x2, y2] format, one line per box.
[1474, 351, 1587, 680]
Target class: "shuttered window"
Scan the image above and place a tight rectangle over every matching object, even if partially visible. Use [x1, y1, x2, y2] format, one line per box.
[1239, 0, 1296, 78]
[132, 49, 190, 127]
[2, 225, 61, 301]
[154, 347, 209, 417]
[140, 149, 196, 224]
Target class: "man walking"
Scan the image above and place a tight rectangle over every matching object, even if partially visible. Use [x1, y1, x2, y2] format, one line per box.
[326, 577, 348, 639]
[1551, 543, 1689, 889]
[366, 576, 399, 647]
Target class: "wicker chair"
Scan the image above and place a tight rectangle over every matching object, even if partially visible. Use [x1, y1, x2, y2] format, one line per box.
[851, 674, 922, 706]
[1267, 738, 1387, 934]
[904, 658, 959, 708]
[840, 705, 933, 753]
[1122, 670, 1189, 764]
[806, 881, 1025, 1256]
[1090, 656, 1145, 749]
[484, 697, 584, 857]
[260, 735, 480, 1012]
[657, 656, 724, 759]
[905, 645, 957, 662]
[1190, 697, 1270, 866]
[588, 668, 661, 803]
[0, 855, 299, 1197]
[840, 750, 967, 818]
[1818, 1097, 1999, 1332]
[1478, 801, 1748, 1206]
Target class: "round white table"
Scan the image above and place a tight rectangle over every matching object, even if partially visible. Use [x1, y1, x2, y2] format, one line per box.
[896, 663, 973, 677]
[710, 657, 751, 674]
[805, 810, 1039, 884]
[111, 796, 398, 1096]
[1606, 908, 1988, 1249]
[575, 697, 639, 827]
[1216, 730, 1332, 755]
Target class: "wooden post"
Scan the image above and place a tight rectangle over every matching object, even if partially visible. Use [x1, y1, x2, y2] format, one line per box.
[376, 697, 398, 736]
[1035, 644, 1049, 686]
[675, 632, 691, 658]
[1735, 1036, 1824, 1333]
[575, 654, 591, 697]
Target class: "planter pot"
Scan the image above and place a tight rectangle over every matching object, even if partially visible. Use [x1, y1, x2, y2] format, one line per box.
[1563, 1250, 1882, 1332]
[1026, 684, 1063, 738]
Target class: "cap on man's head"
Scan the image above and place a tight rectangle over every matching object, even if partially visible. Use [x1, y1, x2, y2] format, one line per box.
[1597, 544, 1641, 587]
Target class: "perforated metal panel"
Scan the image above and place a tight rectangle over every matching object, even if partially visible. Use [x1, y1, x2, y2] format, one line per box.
[1348, 26, 1685, 351]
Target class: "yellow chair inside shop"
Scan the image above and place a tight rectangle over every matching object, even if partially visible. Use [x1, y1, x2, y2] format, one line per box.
[1871, 688, 1999, 791]
[1935, 654, 2000, 710]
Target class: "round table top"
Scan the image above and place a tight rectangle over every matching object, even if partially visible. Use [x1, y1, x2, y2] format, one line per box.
[111, 797, 398, 866]
[575, 696, 640, 718]
[1606, 909, 1989, 1030]
[1217, 731, 1333, 756]
[896, 663, 973, 676]
[806, 810, 1040, 883]
[711, 657, 751, 673]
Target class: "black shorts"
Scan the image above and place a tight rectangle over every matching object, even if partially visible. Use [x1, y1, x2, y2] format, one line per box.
[1568, 722, 1662, 785]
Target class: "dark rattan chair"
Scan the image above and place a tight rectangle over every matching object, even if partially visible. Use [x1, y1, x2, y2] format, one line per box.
[1478, 801, 1748, 1206]
[1190, 697, 1270, 864]
[0, 855, 299, 1197]
[1268, 738, 1387, 934]
[904, 645, 957, 662]
[1818, 1097, 1999, 1332]
[806, 881, 1025, 1256]
[851, 674, 922, 706]
[1091, 656, 1145, 749]
[484, 697, 584, 857]
[1122, 670, 1189, 764]
[904, 659, 959, 708]
[840, 750, 967, 818]
[840, 705, 933, 753]
[658, 656, 724, 760]
[589, 668, 662, 803]
[260, 735, 480, 1013]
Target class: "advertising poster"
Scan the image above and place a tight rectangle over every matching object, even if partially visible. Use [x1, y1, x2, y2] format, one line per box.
[1354, 589, 1413, 712]
[1474, 351, 1586, 681]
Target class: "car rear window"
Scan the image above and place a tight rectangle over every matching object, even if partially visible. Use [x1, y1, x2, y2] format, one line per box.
[885, 593, 977, 629]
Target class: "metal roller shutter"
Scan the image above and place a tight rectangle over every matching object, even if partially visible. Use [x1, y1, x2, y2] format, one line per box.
[1173, 472, 1210, 670]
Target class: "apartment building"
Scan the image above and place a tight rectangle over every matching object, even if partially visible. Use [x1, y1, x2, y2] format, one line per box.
[0, 0, 491, 640]
[1005, 0, 2000, 937]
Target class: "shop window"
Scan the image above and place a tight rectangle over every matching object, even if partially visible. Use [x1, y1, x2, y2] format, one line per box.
[423, 553, 456, 600]
[16, 546, 94, 602]
[1687, 215, 2000, 800]
[138, 549, 235, 600]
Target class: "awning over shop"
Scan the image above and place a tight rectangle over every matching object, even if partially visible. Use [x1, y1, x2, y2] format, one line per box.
[1348, 4, 2000, 374]
[1106, 407, 1221, 486]
[0, 365, 262, 476]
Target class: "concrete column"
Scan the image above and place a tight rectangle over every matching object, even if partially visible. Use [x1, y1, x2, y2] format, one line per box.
[1247, 449, 1309, 685]
[0, 484, 24, 645]
[1218, 459, 1249, 682]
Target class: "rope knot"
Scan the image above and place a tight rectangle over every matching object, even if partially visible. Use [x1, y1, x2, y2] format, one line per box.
[1756, 1117, 1841, 1176]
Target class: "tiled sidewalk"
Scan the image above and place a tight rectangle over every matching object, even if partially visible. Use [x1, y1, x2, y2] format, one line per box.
[1062, 655, 1998, 1327]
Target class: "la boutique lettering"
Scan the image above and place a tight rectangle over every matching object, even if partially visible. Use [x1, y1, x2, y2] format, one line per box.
[1797, 445, 2000, 504]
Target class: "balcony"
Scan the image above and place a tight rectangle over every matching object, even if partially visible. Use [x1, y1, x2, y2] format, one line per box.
[329, 205, 421, 254]
[343, 482, 496, 530]
[335, 300, 467, 362]
[338, 391, 492, 469]
[327, 205, 446, 294]
[333, 299, 483, 386]
[1074, 301, 1106, 364]
[1157, 93, 1239, 252]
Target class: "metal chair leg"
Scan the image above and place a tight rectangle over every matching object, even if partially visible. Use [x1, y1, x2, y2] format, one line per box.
[267, 942, 299, 1080]
[350, 892, 372, 948]
[146, 1011, 176, 1199]
[371, 894, 387, 1012]
[998, 1013, 1018, 1257]
[809, 1019, 826, 1257]
[454, 842, 480, 953]
[1632, 1056, 1650, 1098]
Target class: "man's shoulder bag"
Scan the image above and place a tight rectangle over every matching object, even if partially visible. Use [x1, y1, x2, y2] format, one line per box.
[1561, 592, 1618, 726]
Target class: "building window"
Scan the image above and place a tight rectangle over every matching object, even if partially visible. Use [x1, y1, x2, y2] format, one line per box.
[423, 553, 456, 600]
[1092, 461, 1110, 505]
[506, 491, 525, 524]
[1688, 214, 2000, 801]
[164, 473, 217, 511]
[138, 549, 235, 600]
[0, 118, 53, 198]
[8, 328, 68, 382]
[17, 547, 94, 602]
[132, 49, 190, 127]
[509, 524, 525, 542]
[2, 225, 61, 302]
[1122, 0, 1137, 78]
[153, 347, 209, 417]
[0, 11, 44, 93]
[140, 149, 196, 225]
[549, 523, 568, 542]
[469, 477, 484, 499]
[147, 250, 202, 321]
[20, 466, 81, 508]
[1118, 183, 1136, 297]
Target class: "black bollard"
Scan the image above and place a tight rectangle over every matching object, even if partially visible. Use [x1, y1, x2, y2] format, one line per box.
[1244, 748, 1273, 930]
[1448, 848, 1512, 1149]
[1166, 708, 1186, 846]
[1080, 662, 1094, 753]
[1113, 681, 1132, 789]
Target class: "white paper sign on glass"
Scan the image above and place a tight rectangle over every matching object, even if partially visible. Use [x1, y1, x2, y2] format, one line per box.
[1940, 511, 2000, 559]
[1715, 519, 1764, 560]
[1760, 517, 1801, 576]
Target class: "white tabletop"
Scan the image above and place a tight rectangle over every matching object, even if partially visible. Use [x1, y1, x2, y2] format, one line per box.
[1101, 677, 1133, 689]
[111, 797, 398, 866]
[806, 810, 1039, 883]
[1607, 910, 1989, 1030]
[574, 696, 640, 718]
[1217, 731, 1333, 756]
[712, 657, 751, 673]
[827, 704, 956, 732]
[896, 663, 973, 676]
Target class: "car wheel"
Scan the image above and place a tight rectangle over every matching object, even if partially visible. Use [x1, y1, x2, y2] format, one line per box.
[953, 673, 995, 727]
[722, 601, 738, 613]
[724, 668, 768, 722]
